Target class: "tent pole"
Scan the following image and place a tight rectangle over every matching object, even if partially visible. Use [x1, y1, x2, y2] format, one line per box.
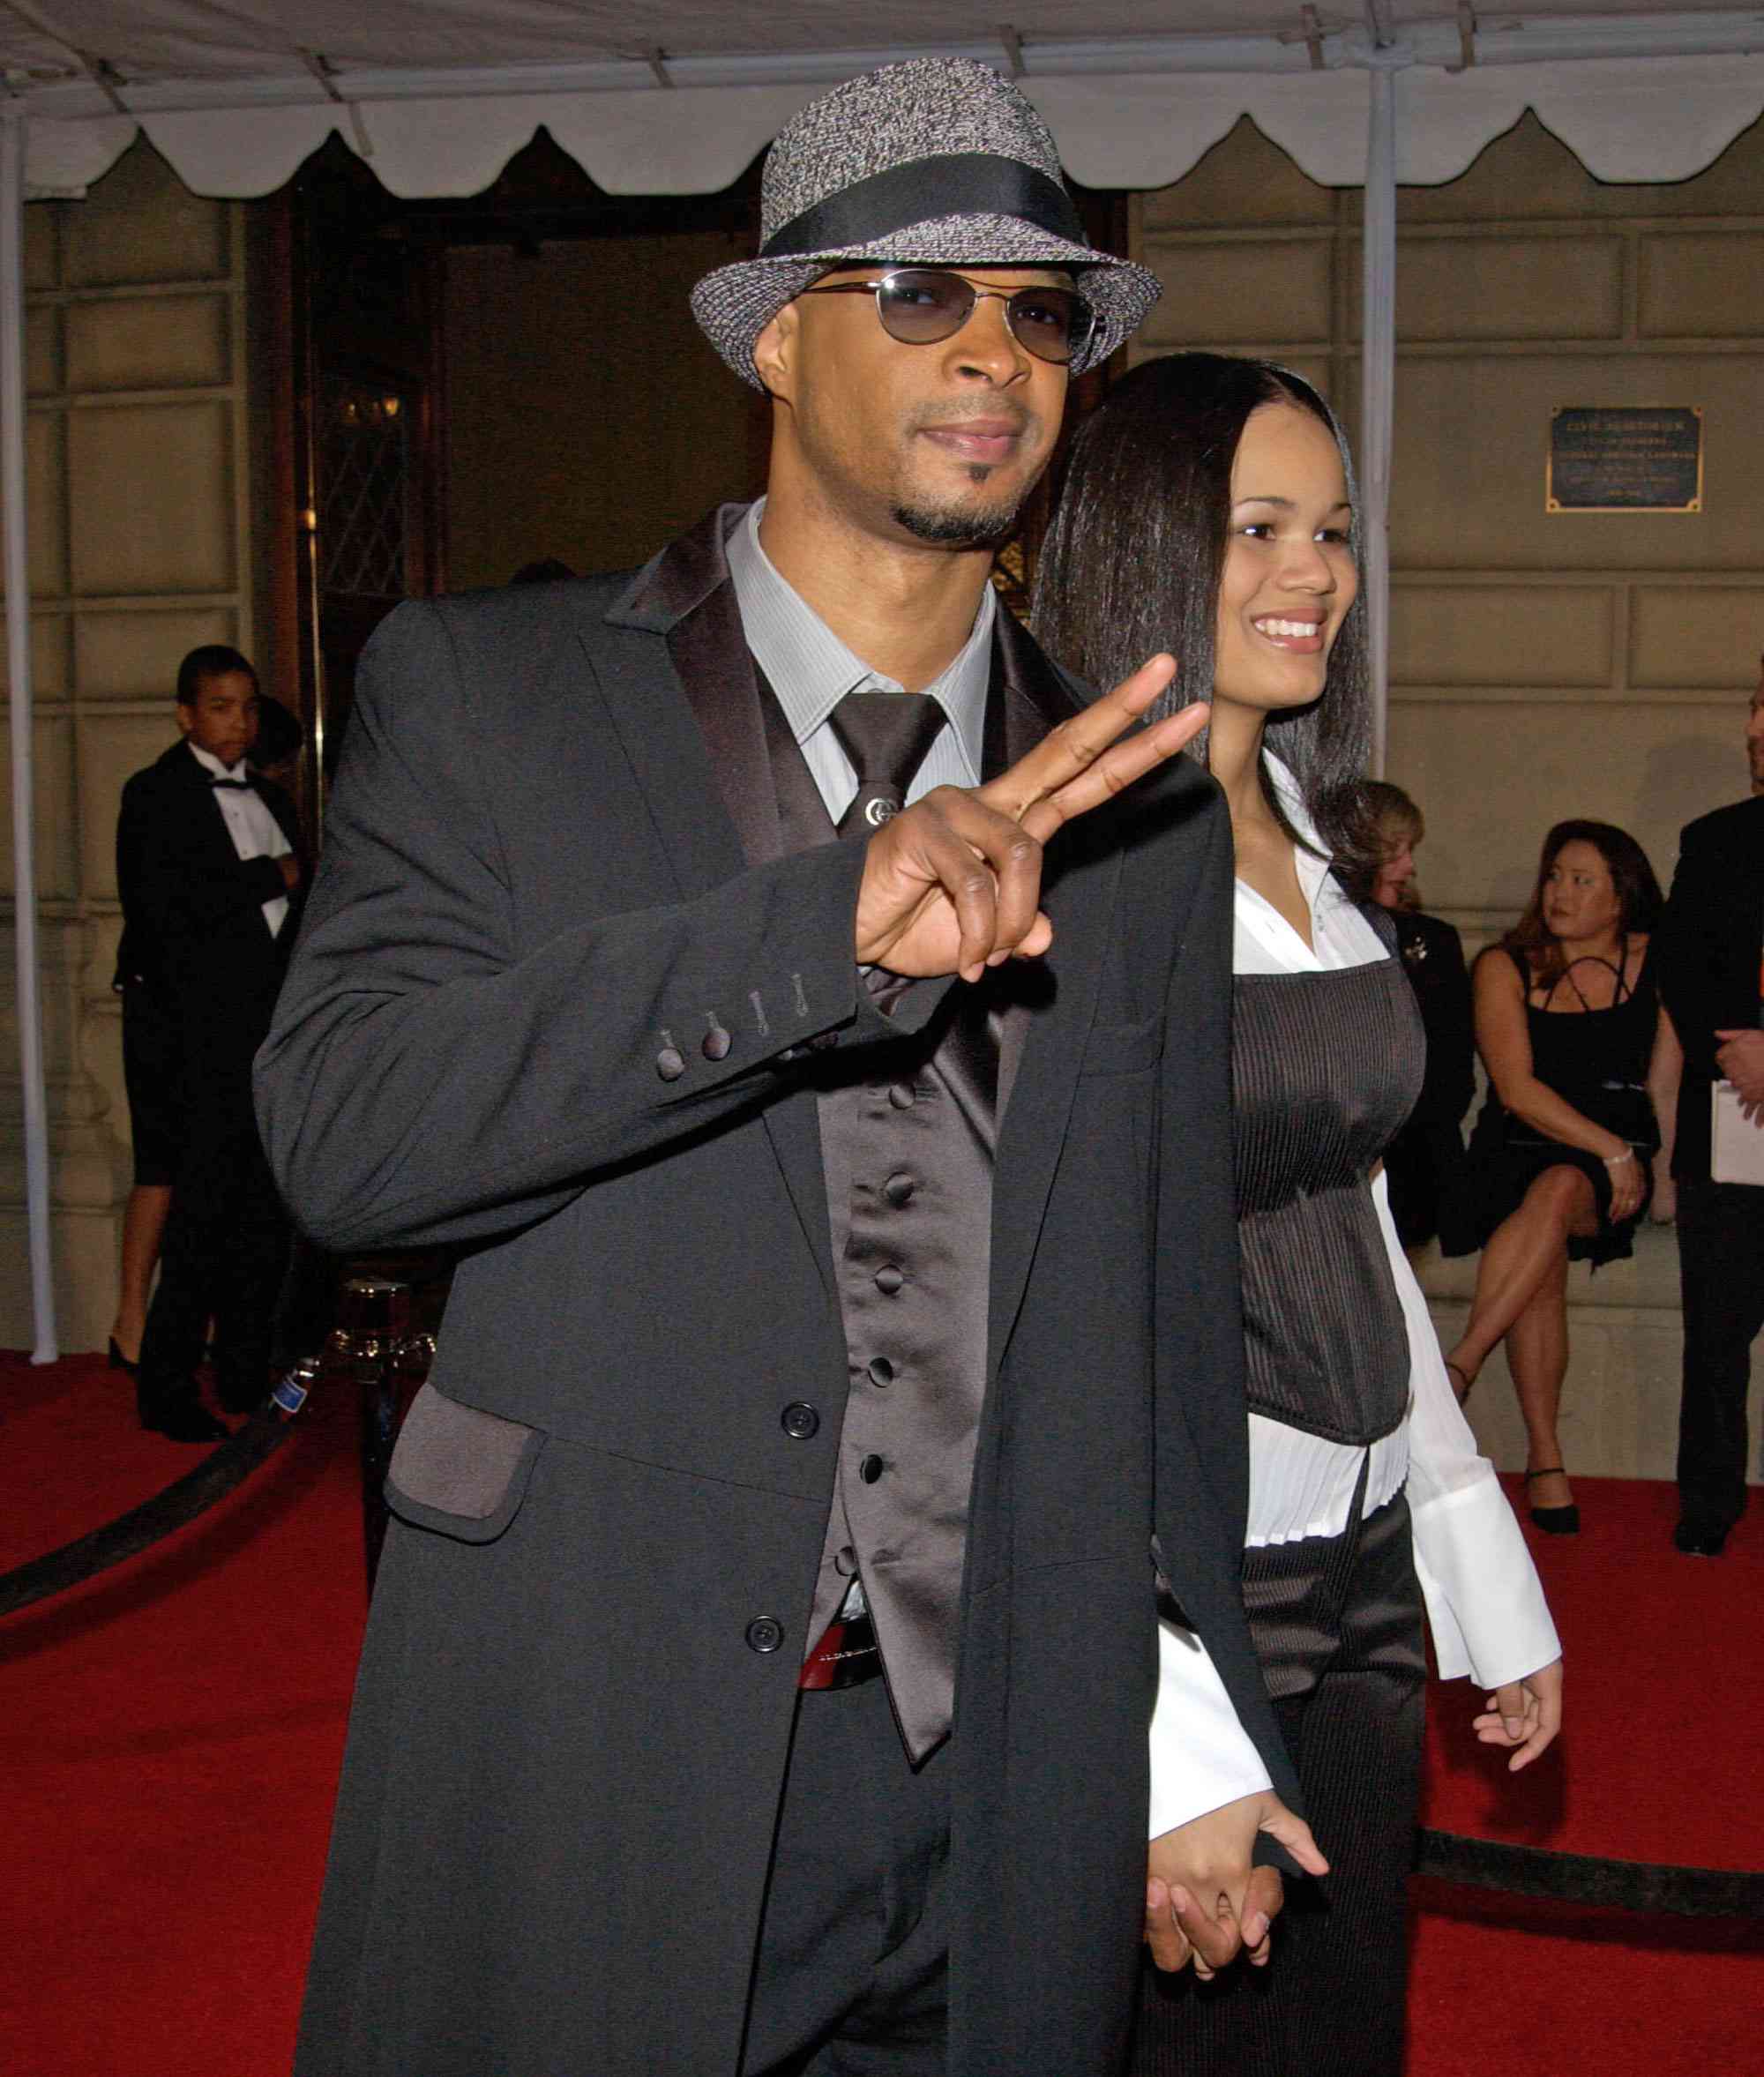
[2, 106, 58, 1363]
[1360, 63, 1398, 781]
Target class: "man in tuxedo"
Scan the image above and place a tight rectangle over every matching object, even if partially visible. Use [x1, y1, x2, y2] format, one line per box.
[259, 59, 1319, 2077]
[118, 645, 302, 1439]
[1656, 661, 1764, 1556]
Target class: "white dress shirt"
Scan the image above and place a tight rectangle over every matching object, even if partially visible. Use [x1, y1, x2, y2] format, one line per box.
[189, 741, 291, 938]
[1145, 761, 1560, 1838]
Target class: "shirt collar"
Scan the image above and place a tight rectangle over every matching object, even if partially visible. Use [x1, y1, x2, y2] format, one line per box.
[187, 742, 248, 782]
[726, 497, 992, 781]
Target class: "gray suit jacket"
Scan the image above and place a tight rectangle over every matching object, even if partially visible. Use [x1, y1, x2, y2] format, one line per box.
[259, 505, 1292, 2077]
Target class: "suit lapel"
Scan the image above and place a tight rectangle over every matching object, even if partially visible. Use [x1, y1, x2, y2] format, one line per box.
[985, 612, 1123, 1379]
[596, 505, 833, 1296]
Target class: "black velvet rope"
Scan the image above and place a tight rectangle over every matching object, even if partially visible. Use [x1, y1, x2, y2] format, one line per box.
[1415, 1827, 1764, 1918]
[0, 1402, 298, 1619]
[760, 153, 1083, 258]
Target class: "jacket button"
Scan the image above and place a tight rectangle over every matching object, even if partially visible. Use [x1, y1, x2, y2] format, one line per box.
[883, 1171, 915, 1207]
[781, 1401, 819, 1439]
[655, 1046, 685, 1081]
[745, 1617, 784, 1654]
[702, 1023, 732, 1061]
[867, 1356, 894, 1387]
[859, 1453, 885, 1483]
[873, 1264, 903, 1296]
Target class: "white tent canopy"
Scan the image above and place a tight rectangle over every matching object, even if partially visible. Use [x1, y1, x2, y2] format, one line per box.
[4, 4, 1764, 1356]
[7, 5, 1764, 197]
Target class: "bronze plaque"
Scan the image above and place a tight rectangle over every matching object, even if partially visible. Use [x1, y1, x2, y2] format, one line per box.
[1547, 406, 1702, 513]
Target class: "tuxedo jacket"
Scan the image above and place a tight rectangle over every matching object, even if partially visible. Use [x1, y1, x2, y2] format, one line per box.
[115, 738, 302, 1080]
[1656, 793, 1764, 1182]
[259, 506, 1294, 2077]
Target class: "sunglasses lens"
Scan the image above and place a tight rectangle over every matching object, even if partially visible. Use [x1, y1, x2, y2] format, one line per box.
[866, 271, 1095, 365]
[1006, 288, 1089, 364]
[874, 271, 974, 343]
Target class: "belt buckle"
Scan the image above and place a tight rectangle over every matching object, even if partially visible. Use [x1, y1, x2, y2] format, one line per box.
[798, 1607, 883, 1690]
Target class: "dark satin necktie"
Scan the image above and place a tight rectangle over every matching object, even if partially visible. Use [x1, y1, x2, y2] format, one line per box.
[209, 777, 250, 790]
[828, 691, 948, 841]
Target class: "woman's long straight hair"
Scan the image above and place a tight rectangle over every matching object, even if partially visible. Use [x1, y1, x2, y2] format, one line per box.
[1031, 351, 1378, 874]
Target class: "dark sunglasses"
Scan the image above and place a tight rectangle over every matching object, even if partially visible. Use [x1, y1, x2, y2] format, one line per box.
[798, 267, 1095, 366]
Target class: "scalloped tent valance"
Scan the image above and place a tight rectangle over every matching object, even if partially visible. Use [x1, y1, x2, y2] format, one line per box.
[7, 5, 1764, 200]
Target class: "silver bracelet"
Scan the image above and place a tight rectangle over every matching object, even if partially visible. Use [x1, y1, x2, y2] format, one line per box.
[1603, 1147, 1637, 1169]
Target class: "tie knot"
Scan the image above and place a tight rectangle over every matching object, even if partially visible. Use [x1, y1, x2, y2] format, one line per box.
[829, 691, 947, 840]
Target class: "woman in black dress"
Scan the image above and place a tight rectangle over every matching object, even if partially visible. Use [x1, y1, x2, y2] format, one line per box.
[1443, 819, 1677, 1531]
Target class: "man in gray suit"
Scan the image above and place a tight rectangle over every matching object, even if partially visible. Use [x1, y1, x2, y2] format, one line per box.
[260, 57, 1320, 2077]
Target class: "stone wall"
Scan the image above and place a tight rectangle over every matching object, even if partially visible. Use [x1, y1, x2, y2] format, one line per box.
[0, 140, 253, 1349]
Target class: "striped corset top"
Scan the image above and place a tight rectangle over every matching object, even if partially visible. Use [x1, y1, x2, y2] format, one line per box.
[1231, 953, 1425, 1446]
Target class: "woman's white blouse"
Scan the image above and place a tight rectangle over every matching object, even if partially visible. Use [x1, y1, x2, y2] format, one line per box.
[1146, 773, 1560, 1841]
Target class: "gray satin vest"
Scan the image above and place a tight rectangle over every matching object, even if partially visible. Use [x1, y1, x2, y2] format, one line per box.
[1231, 920, 1424, 1446]
[759, 670, 1017, 1763]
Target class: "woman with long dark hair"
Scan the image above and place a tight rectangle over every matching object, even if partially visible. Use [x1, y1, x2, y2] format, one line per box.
[1035, 353, 1562, 2077]
[1442, 819, 1678, 1532]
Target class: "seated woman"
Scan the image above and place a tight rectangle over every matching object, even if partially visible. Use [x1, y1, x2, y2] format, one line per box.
[1341, 781, 1475, 1249]
[1442, 820, 1678, 1532]
[1034, 351, 1561, 2077]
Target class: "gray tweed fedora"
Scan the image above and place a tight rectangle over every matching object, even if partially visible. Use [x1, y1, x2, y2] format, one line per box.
[691, 56, 1160, 390]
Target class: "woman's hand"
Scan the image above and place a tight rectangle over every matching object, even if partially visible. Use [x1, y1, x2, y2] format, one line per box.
[1474, 1658, 1563, 1772]
[1603, 1144, 1644, 1222]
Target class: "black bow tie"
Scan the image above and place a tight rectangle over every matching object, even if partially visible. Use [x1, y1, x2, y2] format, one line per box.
[210, 776, 250, 791]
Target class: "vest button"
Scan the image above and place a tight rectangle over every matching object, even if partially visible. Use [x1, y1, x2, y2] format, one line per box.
[834, 1545, 858, 1577]
[745, 1617, 784, 1654]
[655, 1046, 685, 1081]
[883, 1171, 916, 1207]
[867, 1356, 894, 1387]
[859, 1453, 885, 1483]
[781, 1401, 819, 1439]
[888, 1080, 916, 1109]
[873, 1264, 904, 1296]
[702, 1023, 732, 1061]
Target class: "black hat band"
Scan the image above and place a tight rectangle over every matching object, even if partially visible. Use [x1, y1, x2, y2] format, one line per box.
[760, 153, 1085, 260]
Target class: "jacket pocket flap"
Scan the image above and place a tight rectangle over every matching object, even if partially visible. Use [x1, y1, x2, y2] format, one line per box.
[385, 1383, 544, 1544]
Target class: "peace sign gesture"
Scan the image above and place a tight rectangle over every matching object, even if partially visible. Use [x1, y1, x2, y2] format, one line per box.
[854, 654, 1205, 982]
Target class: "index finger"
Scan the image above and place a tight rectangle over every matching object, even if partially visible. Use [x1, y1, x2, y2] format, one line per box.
[980, 654, 1179, 820]
[1019, 697, 1209, 846]
[1170, 1884, 1243, 1976]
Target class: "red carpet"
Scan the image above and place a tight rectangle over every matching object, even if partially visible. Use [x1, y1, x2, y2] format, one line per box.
[3, 1354, 1759, 2074]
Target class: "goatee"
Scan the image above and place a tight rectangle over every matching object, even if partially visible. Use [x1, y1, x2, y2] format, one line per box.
[891, 484, 1024, 549]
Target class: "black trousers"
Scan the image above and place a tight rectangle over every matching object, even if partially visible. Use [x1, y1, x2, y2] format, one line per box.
[1132, 1487, 1425, 2077]
[138, 1080, 288, 1416]
[1675, 1177, 1764, 1531]
[740, 1674, 950, 2077]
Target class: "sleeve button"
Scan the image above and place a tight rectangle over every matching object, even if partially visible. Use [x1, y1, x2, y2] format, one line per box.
[655, 1046, 685, 1081]
[703, 1023, 732, 1061]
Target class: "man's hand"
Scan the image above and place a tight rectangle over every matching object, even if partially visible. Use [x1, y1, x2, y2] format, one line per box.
[855, 655, 1204, 982]
[1143, 1790, 1328, 1978]
[1715, 1029, 1764, 1122]
[1472, 1657, 1563, 1772]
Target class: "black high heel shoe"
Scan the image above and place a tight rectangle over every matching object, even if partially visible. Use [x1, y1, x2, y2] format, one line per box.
[108, 1336, 139, 1377]
[1525, 1467, 1580, 1535]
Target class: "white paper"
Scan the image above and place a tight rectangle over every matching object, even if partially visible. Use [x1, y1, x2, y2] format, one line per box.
[1711, 1081, 1764, 1186]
